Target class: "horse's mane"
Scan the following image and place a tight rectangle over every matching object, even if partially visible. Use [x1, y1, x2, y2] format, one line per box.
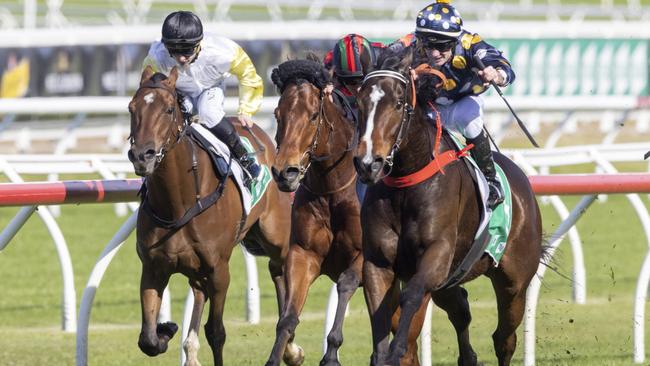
[150, 72, 168, 83]
[271, 56, 330, 93]
[377, 45, 442, 107]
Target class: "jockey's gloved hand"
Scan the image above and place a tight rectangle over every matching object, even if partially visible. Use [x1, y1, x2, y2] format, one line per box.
[178, 94, 194, 115]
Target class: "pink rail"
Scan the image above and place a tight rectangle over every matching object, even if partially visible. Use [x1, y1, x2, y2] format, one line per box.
[1, 174, 650, 207]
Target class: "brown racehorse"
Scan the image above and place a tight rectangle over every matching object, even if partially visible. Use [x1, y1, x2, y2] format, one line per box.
[128, 65, 300, 366]
[352, 47, 543, 366]
[267, 58, 428, 366]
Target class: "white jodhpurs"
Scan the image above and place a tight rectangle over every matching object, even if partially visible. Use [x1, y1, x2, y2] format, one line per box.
[431, 95, 485, 139]
[181, 86, 227, 129]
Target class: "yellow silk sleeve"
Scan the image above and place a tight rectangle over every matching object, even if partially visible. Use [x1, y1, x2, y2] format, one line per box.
[229, 46, 263, 116]
[142, 56, 160, 73]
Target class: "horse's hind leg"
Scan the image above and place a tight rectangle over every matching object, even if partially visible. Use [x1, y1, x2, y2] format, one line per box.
[489, 271, 530, 366]
[183, 286, 207, 366]
[138, 265, 178, 357]
[205, 262, 230, 366]
[320, 254, 363, 366]
[432, 286, 478, 366]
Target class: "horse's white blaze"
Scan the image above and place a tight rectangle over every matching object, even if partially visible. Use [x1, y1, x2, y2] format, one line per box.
[144, 92, 155, 104]
[183, 329, 201, 366]
[362, 84, 385, 164]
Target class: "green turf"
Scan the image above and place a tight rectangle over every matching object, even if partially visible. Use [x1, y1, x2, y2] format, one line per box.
[1, 186, 649, 365]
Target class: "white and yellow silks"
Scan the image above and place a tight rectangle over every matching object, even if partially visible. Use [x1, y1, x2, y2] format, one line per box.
[142, 34, 263, 119]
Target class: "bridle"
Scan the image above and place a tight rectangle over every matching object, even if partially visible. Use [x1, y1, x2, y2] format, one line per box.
[361, 69, 417, 174]
[129, 80, 188, 165]
[294, 91, 333, 180]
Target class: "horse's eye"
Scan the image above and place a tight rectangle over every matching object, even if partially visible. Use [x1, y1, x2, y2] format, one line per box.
[166, 107, 174, 114]
[310, 112, 319, 122]
[396, 101, 403, 109]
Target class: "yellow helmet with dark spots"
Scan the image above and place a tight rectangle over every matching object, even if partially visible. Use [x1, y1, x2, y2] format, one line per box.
[415, 0, 463, 41]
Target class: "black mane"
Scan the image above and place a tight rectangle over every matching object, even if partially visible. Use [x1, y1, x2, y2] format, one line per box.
[150, 72, 168, 83]
[271, 59, 330, 93]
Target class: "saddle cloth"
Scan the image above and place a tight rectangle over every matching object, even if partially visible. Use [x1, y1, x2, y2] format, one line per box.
[189, 123, 272, 216]
[448, 131, 513, 265]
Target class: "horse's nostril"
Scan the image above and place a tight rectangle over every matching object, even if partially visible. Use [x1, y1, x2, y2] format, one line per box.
[284, 166, 300, 181]
[143, 149, 156, 161]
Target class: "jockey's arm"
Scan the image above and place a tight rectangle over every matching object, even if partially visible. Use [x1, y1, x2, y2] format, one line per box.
[467, 34, 515, 87]
[229, 45, 264, 125]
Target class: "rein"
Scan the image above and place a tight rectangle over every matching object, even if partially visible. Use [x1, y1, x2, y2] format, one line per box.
[362, 69, 417, 176]
[292, 88, 358, 195]
[361, 68, 472, 188]
[133, 79, 228, 230]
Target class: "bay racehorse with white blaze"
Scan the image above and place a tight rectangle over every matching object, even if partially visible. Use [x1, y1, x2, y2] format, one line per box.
[353, 46, 544, 366]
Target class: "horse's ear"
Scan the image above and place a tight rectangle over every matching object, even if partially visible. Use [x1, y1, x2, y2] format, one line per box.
[398, 47, 415, 74]
[271, 67, 283, 92]
[140, 65, 154, 86]
[166, 67, 179, 87]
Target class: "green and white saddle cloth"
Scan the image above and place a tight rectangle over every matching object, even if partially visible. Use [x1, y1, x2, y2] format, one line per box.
[190, 124, 272, 215]
[449, 132, 513, 265]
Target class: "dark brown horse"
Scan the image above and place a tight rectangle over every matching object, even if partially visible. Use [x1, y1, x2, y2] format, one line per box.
[128, 65, 299, 366]
[267, 58, 427, 366]
[353, 47, 543, 366]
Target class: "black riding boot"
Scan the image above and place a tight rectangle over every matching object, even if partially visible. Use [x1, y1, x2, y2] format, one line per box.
[467, 130, 504, 210]
[208, 118, 261, 183]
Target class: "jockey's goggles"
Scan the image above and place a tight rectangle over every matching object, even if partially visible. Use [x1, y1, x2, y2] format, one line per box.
[418, 38, 456, 52]
[165, 43, 199, 57]
[340, 76, 364, 87]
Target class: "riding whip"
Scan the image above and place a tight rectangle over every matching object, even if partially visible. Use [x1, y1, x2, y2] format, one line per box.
[473, 55, 540, 148]
[244, 125, 266, 153]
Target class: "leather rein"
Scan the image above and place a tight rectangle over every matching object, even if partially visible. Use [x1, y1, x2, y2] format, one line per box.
[291, 88, 358, 196]
[131, 81, 228, 230]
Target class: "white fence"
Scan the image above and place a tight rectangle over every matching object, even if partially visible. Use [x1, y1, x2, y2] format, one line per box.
[2, 143, 650, 364]
[0, 95, 648, 156]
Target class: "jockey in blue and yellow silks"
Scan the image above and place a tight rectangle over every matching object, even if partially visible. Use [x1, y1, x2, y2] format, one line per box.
[142, 10, 263, 179]
[389, 0, 515, 209]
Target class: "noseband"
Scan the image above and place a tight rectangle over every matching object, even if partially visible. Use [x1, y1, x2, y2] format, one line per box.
[361, 69, 417, 171]
[130, 80, 187, 164]
[294, 91, 333, 178]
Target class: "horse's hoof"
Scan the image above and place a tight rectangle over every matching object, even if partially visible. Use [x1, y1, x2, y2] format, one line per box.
[157, 321, 179, 340]
[283, 342, 305, 366]
[319, 360, 341, 366]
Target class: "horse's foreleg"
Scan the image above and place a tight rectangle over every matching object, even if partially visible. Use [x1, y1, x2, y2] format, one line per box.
[396, 292, 430, 366]
[138, 266, 177, 357]
[320, 254, 363, 366]
[490, 272, 529, 366]
[364, 259, 398, 366]
[432, 286, 478, 366]
[265, 246, 319, 366]
[385, 275, 427, 366]
[205, 262, 230, 366]
[183, 287, 207, 366]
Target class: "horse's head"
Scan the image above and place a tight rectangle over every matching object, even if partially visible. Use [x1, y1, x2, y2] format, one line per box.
[127, 66, 184, 177]
[270, 57, 331, 192]
[353, 47, 416, 184]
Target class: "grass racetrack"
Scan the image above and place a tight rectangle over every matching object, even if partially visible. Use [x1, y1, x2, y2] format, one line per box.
[1, 165, 649, 365]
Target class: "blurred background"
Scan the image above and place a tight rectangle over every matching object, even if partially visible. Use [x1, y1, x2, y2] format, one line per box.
[0, 0, 648, 153]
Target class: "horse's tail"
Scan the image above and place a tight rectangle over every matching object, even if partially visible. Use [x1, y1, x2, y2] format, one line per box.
[537, 233, 572, 283]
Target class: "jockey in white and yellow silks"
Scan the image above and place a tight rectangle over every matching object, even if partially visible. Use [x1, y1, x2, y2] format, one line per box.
[143, 10, 263, 180]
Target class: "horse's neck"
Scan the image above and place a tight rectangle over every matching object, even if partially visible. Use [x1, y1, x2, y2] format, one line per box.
[145, 138, 204, 215]
[303, 100, 356, 190]
[391, 107, 441, 176]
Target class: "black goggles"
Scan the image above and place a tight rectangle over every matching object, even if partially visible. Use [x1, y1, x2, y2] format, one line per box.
[419, 39, 456, 52]
[165, 44, 199, 57]
[340, 77, 364, 87]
